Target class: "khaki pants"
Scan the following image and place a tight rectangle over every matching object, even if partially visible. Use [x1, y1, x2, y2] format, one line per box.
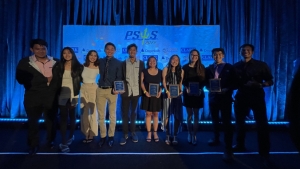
[96, 88, 117, 138]
[80, 83, 98, 137]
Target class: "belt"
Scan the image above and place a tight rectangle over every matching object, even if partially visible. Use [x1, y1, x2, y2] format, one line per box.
[99, 86, 112, 89]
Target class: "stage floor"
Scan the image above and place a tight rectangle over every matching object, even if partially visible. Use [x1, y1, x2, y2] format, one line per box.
[0, 126, 299, 169]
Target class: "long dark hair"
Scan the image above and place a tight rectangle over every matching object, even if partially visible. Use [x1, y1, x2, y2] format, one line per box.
[189, 49, 205, 78]
[165, 55, 182, 84]
[146, 56, 158, 69]
[84, 50, 99, 67]
[60, 47, 81, 78]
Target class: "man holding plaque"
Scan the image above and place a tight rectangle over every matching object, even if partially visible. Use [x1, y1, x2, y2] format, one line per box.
[233, 44, 273, 166]
[96, 42, 122, 148]
[119, 43, 144, 145]
[205, 48, 237, 162]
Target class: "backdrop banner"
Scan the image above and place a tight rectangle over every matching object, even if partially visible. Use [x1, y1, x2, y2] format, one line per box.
[63, 25, 220, 68]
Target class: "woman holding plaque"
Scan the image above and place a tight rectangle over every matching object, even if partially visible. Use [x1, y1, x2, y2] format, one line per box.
[80, 50, 100, 143]
[182, 49, 205, 145]
[58, 47, 83, 152]
[141, 56, 162, 142]
[162, 55, 184, 145]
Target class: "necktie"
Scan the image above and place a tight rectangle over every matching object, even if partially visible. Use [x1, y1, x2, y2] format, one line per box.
[214, 65, 219, 79]
[103, 59, 109, 82]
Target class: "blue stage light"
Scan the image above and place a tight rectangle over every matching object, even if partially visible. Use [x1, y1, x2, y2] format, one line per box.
[0, 118, 289, 125]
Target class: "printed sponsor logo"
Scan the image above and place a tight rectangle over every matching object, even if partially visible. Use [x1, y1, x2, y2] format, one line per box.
[199, 49, 212, 52]
[142, 55, 158, 61]
[162, 48, 178, 53]
[180, 47, 195, 53]
[201, 55, 213, 60]
[141, 49, 160, 53]
[122, 48, 127, 54]
[71, 47, 79, 53]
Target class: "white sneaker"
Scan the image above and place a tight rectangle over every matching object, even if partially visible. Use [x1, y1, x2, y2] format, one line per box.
[66, 135, 75, 146]
[59, 144, 70, 153]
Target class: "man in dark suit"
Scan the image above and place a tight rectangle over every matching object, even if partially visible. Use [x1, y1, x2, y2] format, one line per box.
[119, 43, 145, 145]
[16, 39, 61, 155]
[205, 48, 236, 162]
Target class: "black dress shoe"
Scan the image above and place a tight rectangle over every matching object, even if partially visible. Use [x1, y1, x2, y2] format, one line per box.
[99, 137, 106, 147]
[232, 144, 246, 152]
[108, 137, 114, 147]
[261, 156, 273, 169]
[191, 135, 197, 145]
[222, 151, 234, 163]
[208, 138, 220, 146]
[47, 141, 55, 149]
[28, 146, 39, 155]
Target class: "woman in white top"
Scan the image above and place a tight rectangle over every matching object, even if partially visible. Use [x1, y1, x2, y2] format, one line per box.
[58, 47, 83, 153]
[80, 50, 100, 143]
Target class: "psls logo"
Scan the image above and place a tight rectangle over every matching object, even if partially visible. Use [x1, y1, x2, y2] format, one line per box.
[125, 28, 158, 45]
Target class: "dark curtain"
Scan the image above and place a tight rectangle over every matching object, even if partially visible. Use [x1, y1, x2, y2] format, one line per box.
[0, 0, 299, 121]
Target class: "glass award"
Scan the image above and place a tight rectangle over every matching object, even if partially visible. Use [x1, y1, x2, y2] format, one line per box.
[209, 78, 221, 92]
[149, 83, 159, 96]
[169, 84, 179, 98]
[114, 81, 125, 92]
[189, 82, 200, 96]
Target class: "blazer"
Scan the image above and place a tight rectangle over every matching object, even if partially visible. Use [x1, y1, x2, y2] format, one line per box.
[205, 63, 237, 101]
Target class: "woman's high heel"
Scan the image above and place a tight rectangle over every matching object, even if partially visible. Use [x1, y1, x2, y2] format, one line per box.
[153, 131, 159, 142]
[165, 135, 170, 145]
[146, 131, 152, 142]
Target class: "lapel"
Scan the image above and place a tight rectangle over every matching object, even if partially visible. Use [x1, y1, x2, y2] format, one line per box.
[209, 64, 215, 77]
[218, 63, 227, 78]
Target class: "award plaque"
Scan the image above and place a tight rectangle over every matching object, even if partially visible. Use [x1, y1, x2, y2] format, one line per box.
[114, 81, 125, 92]
[169, 84, 179, 98]
[209, 78, 221, 92]
[189, 82, 200, 96]
[149, 83, 159, 96]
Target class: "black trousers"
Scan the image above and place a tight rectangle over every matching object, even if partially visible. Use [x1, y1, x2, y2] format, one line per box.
[209, 95, 233, 152]
[121, 95, 139, 136]
[59, 104, 76, 145]
[234, 94, 270, 156]
[25, 105, 57, 147]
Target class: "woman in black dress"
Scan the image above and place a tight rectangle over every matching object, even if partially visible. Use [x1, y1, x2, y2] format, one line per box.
[162, 55, 184, 145]
[182, 49, 205, 145]
[141, 56, 162, 142]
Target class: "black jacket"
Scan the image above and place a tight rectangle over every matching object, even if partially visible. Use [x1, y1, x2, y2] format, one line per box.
[16, 56, 61, 109]
[58, 63, 83, 96]
[205, 63, 237, 102]
[121, 59, 145, 97]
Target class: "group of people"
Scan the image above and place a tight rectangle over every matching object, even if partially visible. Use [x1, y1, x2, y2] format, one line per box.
[16, 39, 273, 164]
